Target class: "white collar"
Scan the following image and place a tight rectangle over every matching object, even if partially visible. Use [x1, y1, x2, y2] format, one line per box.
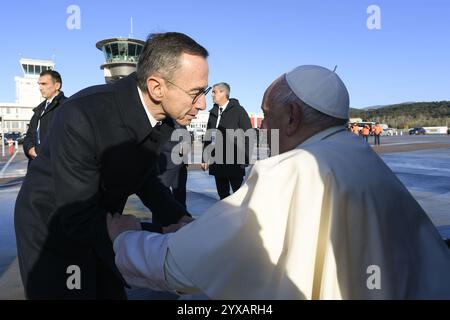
[298, 126, 347, 148]
[137, 87, 161, 128]
[218, 101, 229, 112]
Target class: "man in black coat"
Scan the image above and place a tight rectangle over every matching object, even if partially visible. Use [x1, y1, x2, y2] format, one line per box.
[14, 32, 210, 299]
[23, 70, 66, 161]
[201, 83, 253, 199]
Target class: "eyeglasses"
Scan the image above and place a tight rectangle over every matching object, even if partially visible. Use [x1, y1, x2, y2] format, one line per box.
[164, 79, 211, 105]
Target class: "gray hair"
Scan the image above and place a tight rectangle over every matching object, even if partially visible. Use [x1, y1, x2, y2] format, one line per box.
[213, 82, 231, 99]
[136, 32, 209, 91]
[270, 77, 347, 129]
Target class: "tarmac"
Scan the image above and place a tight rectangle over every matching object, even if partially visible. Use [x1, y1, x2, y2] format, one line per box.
[0, 134, 449, 299]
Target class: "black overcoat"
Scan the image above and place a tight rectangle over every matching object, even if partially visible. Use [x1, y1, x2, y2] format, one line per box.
[14, 73, 188, 299]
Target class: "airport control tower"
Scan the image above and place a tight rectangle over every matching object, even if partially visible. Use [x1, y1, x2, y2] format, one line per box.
[15, 58, 55, 106]
[96, 37, 145, 83]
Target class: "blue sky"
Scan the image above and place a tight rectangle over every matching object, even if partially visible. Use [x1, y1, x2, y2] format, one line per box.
[0, 0, 449, 112]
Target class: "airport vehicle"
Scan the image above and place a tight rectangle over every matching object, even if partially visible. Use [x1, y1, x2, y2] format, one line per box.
[422, 127, 448, 135]
[3, 131, 24, 144]
[378, 123, 394, 136]
[382, 128, 394, 136]
[409, 127, 426, 135]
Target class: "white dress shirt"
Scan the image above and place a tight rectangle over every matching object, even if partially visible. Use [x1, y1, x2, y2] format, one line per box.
[137, 87, 161, 127]
[215, 101, 229, 128]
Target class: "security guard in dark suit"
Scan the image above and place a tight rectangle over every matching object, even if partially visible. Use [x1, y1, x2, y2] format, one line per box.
[23, 70, 66, 162]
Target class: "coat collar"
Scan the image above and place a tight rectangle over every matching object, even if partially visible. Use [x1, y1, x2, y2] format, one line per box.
[38, 91, 66, 116]
[211, 98, 238, 116]
[298, 126, 348, 148]
[113, 72, 175, 144]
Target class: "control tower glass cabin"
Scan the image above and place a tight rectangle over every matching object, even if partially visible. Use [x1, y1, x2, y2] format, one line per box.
[96, 38, 145, 83]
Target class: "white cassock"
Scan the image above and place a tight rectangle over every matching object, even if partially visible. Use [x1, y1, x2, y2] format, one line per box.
[113, 126, 450, 299]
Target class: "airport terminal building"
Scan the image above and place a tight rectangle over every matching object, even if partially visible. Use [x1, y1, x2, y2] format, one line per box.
[0, 58, 54, 133]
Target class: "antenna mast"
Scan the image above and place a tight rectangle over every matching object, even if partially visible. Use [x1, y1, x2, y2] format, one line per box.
[130, 17, 134, 37]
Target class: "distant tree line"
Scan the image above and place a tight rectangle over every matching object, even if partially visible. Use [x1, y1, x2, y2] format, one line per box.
[350, 101, 450, 129]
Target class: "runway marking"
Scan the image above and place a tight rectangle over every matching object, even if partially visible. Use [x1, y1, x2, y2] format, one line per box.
[377, 141, 435, 146]
[0, 150, 19, 179]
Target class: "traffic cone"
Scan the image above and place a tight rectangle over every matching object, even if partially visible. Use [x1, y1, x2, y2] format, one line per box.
[8, 141, 14, 157]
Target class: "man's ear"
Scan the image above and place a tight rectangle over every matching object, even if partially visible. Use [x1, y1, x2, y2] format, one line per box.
[286, 103, 301, 136]
[146, 76, 164, 102]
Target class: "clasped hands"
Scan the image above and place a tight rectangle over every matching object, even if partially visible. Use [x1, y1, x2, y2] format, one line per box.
[107, 213, 193, 242]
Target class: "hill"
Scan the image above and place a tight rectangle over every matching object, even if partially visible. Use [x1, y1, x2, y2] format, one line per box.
[349, 101, 450, 129]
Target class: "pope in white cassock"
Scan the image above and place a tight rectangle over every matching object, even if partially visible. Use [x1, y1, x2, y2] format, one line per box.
[107, 65, 450, 299]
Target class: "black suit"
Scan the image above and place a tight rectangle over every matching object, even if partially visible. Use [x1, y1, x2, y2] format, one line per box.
[23, 91, 67, 160]
[14, 73, 189, 299]
[157, 127, 189, 208]
[203, 98, 253, 199]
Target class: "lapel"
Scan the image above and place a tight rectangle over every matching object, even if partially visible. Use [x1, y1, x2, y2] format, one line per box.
[40, 91, 65, 118]
[34, 100, 47, 115]
[221, 100, 234, 116]
[141, 117, 175, 156]
[210, 105, 219, 117]
[209, 105, 219, 127]
[215, 100, 234, 127]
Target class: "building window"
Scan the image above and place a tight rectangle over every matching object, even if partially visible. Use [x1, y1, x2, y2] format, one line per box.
[111, 43, 119, 60]
[118, 42, 128, 59]
[136, 45, 143, 56]
[128, 43, 137, 61]
[104, 44, 113, 62]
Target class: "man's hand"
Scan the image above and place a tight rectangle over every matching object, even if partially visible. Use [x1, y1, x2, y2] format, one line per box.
[28, 147, 37, 159]
[162, 215, 194, 234]
[106, 213, 142, 242]
[162, 222, 187, 234]
[200, 163, 209, 171]
[178, 215, 194, 224]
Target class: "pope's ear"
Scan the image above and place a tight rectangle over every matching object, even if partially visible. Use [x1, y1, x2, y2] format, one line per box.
[146, 77, 164, 102]
[286, 103, 301, 136]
